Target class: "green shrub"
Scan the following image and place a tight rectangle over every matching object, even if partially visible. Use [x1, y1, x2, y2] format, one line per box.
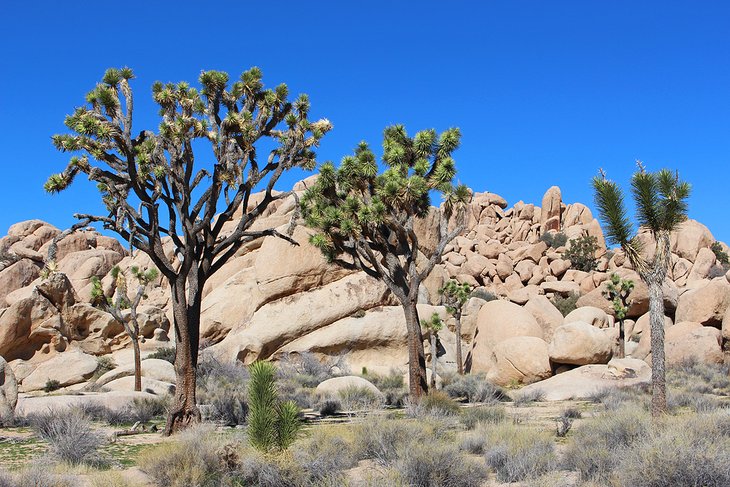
[247, 361, 301, 452]
[539, 231, 568, 248]
[563, 234, 599, 271]
[550, 292, 579, 317]
[95, 355, 116, 374]
[443, 374, 508, 403]
[483, 423, 557, 482]
[563, 405, 650, 481]
[711, 241, 729, 266]
[460, 405, 507, 430]
[148, 347, 176, 363]
[397, 440, 488, 487]
[43, 379, 62, 393]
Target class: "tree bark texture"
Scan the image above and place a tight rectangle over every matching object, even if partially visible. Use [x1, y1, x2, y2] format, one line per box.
[163, 277, 202, 435]
[430, 332, 437, 390]
[647, 278, 667, 417]
[404, 300, 428, 399]
[617, 319, 625, 359]
[455, 313, 464, 374]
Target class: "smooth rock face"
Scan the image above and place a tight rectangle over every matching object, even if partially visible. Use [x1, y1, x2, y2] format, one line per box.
[15, 391, 159, 416]
[487, 336, 552, 386]
[549, 321, 614, 366]
[540, 186, 562, 233]
[20, 349, 98, 392]
[663, 322, 723, 366]
[95, 358, 175, 386]
[103, 376, 175, 396]
[524, 296, 564, 342]
[675, 279, 730, 326]
[671, 219, 714, 261]
[564, 306, 614, 329]
[0, 355, 18, 423]
[315, 376, 380, 396]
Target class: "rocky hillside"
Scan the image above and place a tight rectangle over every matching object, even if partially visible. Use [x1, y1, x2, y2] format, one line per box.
[1, 177, 728, 393]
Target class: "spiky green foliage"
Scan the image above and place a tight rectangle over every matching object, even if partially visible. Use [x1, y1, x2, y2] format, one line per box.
[46, 67, 331, 434]
[711, 242, 729, 266]
[421, 312, 444, 333]
[604, 273, 634, 321]
[247, 361, 301, 452]
[564, 235, 600, 272]
[440, 280, 471, 316]
[300, 125, 470, 398]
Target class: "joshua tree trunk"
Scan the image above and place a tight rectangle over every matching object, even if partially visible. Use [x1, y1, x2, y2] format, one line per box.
[404, 299, 428, 399]
[647, 277, 667, 416]
[164, 276, 203, 435]
[430, 332, 437, 390]
[455, 311, 464, 374]
[132, 336, 142, 392]
[617, 318, 625, 359]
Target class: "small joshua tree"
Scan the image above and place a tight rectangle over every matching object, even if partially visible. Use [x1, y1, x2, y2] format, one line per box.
[301, 125, 470, 399]
[247, 361, 301, 452]
[603, 273, 634, 358]
[593, 163, 690, 416]
[439, 280, 471, 374]
[90, 265, 158, 391]
[421, 313, 444, 389]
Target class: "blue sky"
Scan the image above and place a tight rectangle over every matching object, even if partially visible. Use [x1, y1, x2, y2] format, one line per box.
[1, 1, 728, 243]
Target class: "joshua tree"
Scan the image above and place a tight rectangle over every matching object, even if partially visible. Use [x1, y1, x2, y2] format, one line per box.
[90, 265, 158, 391]
[421, 313, 444, 389]
[45, 67, 331, 434]
[603, 273, 634, 358]
[439, 280, 471, 374]
[301, 126, 470, 399]
[593, 163, 690, 416]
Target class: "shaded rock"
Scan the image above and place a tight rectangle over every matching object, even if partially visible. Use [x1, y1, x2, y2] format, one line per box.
[524, 295, 564, 342]
[20, 349, 98, 391]
[549, 322, 614, 366]
[487, 336, 552, 386]
[675, 279, 730, 327]
[0, 355, 18, 423]
[540, 186, 562, 233]
[563, 306, 613, 329]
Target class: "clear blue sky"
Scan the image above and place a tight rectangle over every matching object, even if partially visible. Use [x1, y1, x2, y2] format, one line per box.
[1, 1, 728, 243]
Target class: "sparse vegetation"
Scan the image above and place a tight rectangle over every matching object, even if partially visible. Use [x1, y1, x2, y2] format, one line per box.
[550, 292, 580, 317]
[483, 423, 557, 482]
[563, 234, 599, 271]
[711, 241, 729, 266]
[43, 379, 61, 393]
[28, 409, 104, 466]
[460, 405, 507, 430]
[148, 347, 176, 364]
[539, 231, 568, 248]
[443, 373, 508, 403]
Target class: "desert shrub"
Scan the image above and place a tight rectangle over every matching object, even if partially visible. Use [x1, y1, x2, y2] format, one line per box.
[616, 412, 730, 487]
[460, 428, 489, 455]
[89, 471, 134, 487]
[407, 391, 461, 418]
[550, 292, 579, 317]
[563, 405, 650, 481]
[667, 390, 725, 413]
[355, 416, 429, 466]
[539, 231, 568, 248]
[317, 397, 341, 416]
[563, 235, 599, 271]
[292, 428, 358, 485]
[338, 385, 384, 412]
[43, 379, 62, 393]
[234, 453, 297, 487]
[139, 426, 230, 487]
[397, 440, 488, 487]
[668, 360, 730, 394]
[513, 388, 545, 406]
[483, 423, 557, 482]
[129, 396, 169, 423]
[361, 369, 408, 406]
[148, 347, 176, 363]
[443, 373, 508, 403]
[197, 356, 249, 426]
[277, 352, 347, 387]
[560, 406, 582, 419]
[0, 464, 77, 487]
[29, 408, 104, 465]
[711, 241, 730, 266]
[75, 403, 134, 426]
[460, 405, 507, 430]
[470, 288, 498, 302]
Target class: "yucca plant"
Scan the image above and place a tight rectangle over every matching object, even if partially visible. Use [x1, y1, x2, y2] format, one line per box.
[247, 361, 301, 452]
[439, 280, 472, 374]
[421, 313, 444, 389]
[593, 163, 690, 416]
[603, 273, 634, 358]
[301, 126, 471, 399]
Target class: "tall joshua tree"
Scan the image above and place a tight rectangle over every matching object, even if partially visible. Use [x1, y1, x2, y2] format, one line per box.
[593, 163, 690, 416]
[45, 67, 331, 434]
[301, 125, 470, 399]
[440, 279, 472, 374]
